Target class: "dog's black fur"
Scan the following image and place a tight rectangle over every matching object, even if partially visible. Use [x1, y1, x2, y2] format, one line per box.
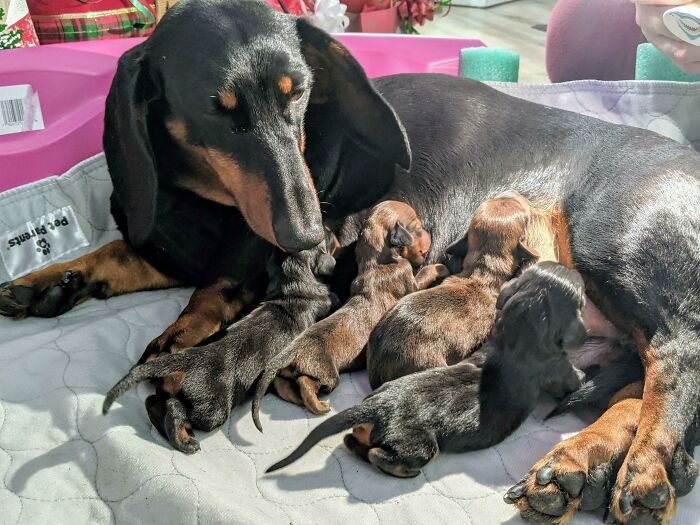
[102, 244, 336, 452]
[266, 262, 587, 476]
[1, 1, 698, 520]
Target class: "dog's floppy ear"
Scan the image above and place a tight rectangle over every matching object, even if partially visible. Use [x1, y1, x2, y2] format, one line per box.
[296, 18, 411, 170]
[390, 222, 414, 247]
[103, 46, 161, 247]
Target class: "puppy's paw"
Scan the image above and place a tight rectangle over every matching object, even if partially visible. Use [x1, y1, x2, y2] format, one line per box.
[298, 375, 330, 415]
[434, 263, 450, 278]
[147, 394, 202, 455]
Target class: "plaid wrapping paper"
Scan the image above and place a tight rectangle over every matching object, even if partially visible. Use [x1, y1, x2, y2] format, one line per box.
[29, 2, 155, 44]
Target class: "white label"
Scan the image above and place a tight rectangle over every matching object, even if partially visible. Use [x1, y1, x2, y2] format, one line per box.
[0, 206, 88, 279]
[0, 84, 45, 136]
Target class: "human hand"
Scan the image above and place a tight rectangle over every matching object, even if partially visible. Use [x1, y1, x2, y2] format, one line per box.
[631, 0, 700, 74]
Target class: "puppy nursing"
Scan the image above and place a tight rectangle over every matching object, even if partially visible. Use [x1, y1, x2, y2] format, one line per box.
[252, 200, 447, 425]
[267, 262, 587, 477]
[367, 190, 542, 388]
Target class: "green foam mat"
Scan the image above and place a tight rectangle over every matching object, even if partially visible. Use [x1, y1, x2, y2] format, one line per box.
[459, 47, 520, 83]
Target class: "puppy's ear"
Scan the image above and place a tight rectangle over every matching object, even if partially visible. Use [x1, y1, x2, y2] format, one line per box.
[296, 17, 410, 171]
[560, 315, 587, 350]
[390, 222, 414, 248]
[516, 241, 540, 266]
[445, 233, 469, 274]
[104, 45, 161, 247]
[496, 278, 520, 310]
[314, 253, 337, 278]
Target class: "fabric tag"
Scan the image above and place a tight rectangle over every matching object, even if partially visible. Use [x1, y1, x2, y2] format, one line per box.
[0, 206, 88, 279]
[0, 84, 45, 136]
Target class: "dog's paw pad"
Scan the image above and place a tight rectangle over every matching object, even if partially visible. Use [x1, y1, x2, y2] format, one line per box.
[580, 462, 613, 511]
[527, 488, 567, 517]
[0, 282, 35, 317]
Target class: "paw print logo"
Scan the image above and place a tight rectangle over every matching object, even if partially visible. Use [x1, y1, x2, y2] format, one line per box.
[36, 238, 51, 255]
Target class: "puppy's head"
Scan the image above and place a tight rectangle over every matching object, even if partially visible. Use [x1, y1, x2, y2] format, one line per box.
[104, 0, 410, 252]
[461, 190, 539, 277]
[495, 261, 587, 356]
[359, 200, 431, 266]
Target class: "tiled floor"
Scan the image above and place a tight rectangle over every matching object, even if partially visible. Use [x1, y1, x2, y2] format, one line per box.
[421, 0, 557, 83]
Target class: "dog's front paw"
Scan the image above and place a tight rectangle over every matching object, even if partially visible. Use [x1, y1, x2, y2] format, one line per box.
[0, 270, 93, 318]
[0, 281, 35, 317]
[505, 429, 624, 524]
[610, 449, 676, 525]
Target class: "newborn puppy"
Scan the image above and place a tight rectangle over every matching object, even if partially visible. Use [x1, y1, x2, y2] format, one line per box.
[367, 190, 539, 388]
[102, 242, 336, 454]
[267, 262, 587, 477]
[251, 200, 448, 428]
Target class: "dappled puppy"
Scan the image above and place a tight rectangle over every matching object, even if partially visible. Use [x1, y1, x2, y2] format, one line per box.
[251, 201, 448, 426]
[267, 262, 587, 477]
[367, 190, 540, 388]
[102, 244, 336, 454]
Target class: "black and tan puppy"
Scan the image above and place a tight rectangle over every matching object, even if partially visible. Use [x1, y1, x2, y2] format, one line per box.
[267, 262, 587, 477]
[251, 201, 447, 425]
[367, 191, 540, 388]
[102, 243, 336, 453]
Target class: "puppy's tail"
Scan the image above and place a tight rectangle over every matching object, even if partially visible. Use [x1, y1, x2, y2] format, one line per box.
[266, 402, 374, 473]
[546, 353, 643, 419]
[102, 353, 191, 414]
[251, 334, 312, 433]
[251, 343, 299, 433]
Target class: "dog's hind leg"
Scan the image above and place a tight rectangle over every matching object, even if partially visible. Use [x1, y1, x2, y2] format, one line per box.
[366, 436, 437, 478]
[0, 240, 179, 318]
[146, 392, 200, 454]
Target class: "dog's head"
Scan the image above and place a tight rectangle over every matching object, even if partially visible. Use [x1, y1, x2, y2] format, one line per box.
[461, 190, 539, 277]
[495, 261, 587, 355]
[358, 200, 431, 266]
[104, 0, 410, 252]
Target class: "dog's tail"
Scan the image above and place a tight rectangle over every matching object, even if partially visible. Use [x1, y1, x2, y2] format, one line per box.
[266, 402, 374, 473]
[546, 353, 643, 419]
[102, 353, 191, 414]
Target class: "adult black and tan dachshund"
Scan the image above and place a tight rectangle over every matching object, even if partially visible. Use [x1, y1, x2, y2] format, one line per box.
[0, 0, 698, 523]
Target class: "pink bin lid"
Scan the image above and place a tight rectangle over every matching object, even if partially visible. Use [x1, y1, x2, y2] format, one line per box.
[0, 34, 482, 193]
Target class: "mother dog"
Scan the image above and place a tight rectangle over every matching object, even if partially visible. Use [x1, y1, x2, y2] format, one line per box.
[0, 0, 698, 523]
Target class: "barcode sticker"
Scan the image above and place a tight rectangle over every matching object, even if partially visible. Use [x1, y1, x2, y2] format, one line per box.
[0, 84, 45, 136]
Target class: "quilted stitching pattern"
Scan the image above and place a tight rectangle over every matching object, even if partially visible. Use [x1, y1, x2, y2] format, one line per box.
[0, 82, 698, 524]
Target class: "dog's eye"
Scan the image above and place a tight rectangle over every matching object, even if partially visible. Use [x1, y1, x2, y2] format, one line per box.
[290, 88, 304, 103]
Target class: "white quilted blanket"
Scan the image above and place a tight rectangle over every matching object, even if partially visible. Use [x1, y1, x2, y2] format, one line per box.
[0, 81, 698, 525]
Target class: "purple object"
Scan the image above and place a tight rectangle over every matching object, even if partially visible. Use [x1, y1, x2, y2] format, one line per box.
[0, 34, 483, 193]
[546, 0, 646, 83]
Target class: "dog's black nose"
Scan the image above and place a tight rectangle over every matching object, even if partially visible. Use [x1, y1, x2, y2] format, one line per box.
[274, 220, 325, 252]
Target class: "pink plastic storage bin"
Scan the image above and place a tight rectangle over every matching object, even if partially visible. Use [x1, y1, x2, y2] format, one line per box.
[0, 34, 483, 193]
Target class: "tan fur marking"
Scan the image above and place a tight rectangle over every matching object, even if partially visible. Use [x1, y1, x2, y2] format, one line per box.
[14, 240, 178, 297]
[166, 119, 277, 246]
[278, 76, 293, 95]
[163, 371, 185, 396]
[353, 423, 374, 446]
[218, 90, 237, 110]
